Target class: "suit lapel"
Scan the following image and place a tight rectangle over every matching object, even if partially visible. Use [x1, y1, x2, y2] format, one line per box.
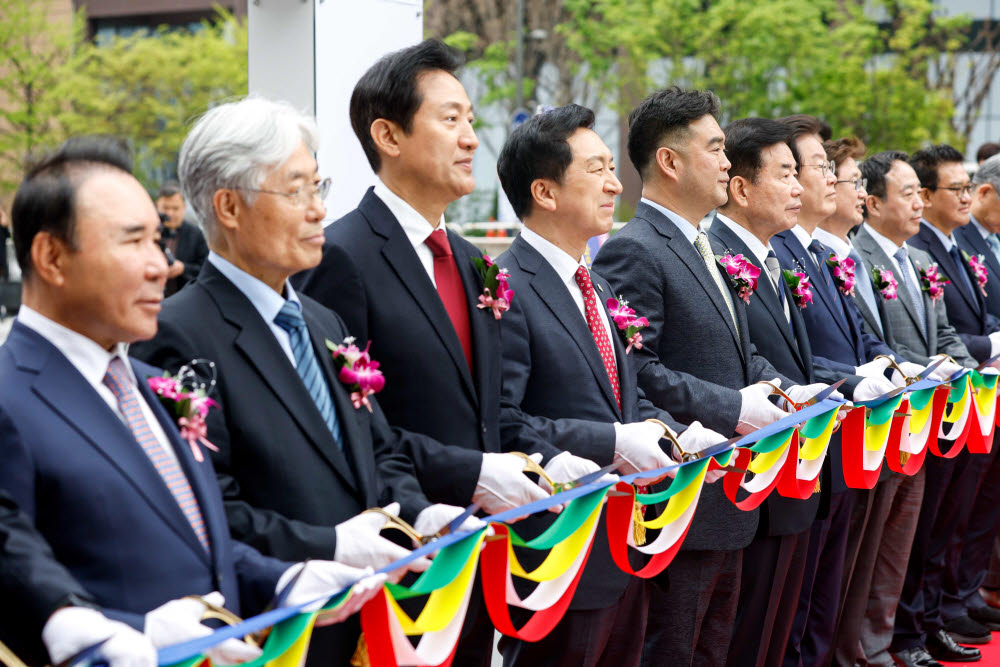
[855, 229, 928, 344]
[594, 273, 629, 421]
[451, 232, 491, 408]
[919, 224, 980, 315]
[777, 231, 853, 342]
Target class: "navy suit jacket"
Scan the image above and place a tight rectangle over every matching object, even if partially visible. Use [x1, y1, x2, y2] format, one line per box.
[912, 221, 1000, 362]
[955, 221, 1000, 318]
[0, 323, 287, 630]
[294, 188, 502, 507]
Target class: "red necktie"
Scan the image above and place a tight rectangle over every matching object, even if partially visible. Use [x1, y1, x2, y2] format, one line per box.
[425, 229, 474, 372]
[574, 266, 621, 410]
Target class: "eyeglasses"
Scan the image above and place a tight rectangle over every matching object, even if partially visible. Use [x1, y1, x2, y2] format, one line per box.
[835, 177, 868, 191]
[932, 184, 973, 197]
[241, 177, 332, 208]
[801, 160, 836, 177]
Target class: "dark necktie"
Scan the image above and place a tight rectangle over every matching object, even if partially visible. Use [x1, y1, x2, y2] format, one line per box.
[949, 244, 976, 302]
[765, 250, 790, 322]
[894, 247, 927, 338]
[425, 229, 474, 372]
[809, 239, 844, 315]
[574, 266, 621, 410]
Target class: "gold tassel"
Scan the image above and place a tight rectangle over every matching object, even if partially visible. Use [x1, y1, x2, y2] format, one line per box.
[351, 634, 371, 667]
[632, 498, 647, 545]
[900, 451, 911, 466]
[813, 478, 821, 494]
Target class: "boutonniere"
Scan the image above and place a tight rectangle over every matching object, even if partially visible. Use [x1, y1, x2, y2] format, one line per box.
[606, 296, 649, 353]
[782, 268, 814, 308]
[325, 337, 385, 412]
[870, 266, 899, 300]
[917, 263, 950, 303]
[472, 254, 514, 320]
[716, 253, 760, 303]
[148, 363, 219, 463]
[826, 253, 856, 297]
[962, 250, 989, 296]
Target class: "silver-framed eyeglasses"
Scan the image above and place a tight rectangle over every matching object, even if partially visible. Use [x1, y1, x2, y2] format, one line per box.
[241, 177, 332, 208]
[802, 160, 836, 177]
[933, 184, 973, 197]
[835, 177, 868, 191]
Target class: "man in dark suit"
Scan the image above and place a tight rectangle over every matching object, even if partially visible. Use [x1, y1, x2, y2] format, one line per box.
[0, 136, 386, 665]
[132, 99, 477, 665]
[592, 88, 825, 666]
[495, 103, 725, 667]
[155, 181, 208, 297]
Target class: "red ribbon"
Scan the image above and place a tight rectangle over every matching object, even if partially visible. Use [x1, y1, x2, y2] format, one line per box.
[361, 589, 458, 667]
[723, 447, 785, 510]
[605, 481, 690, 577]
[776, 431, 824, 499]
[840, 408, 884, 489]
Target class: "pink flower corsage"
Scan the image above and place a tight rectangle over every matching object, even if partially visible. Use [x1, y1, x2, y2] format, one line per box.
[148, 372, 219, 463]
[326, 337, 385, 412]
[716, 253, 761, 303]
[782, 268, 814, 309]
[472, 254, 514, 320]
[917, 263, 950, 303]
[606, 296, 649, 353]
[964, 251, 989, 296]
[870, 266, 899, 300]
[826, 253, 856, 297]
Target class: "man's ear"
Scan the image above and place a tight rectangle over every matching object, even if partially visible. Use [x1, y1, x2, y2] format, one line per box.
[213, 189, 242, 233]
[30, 231, 70, 287]
[530, 178, 559, 213]
[654, 146, 682, 184]
[728, 176, 751, 209]
[370, 119, 403, 160]
[918, 187, 934, 209]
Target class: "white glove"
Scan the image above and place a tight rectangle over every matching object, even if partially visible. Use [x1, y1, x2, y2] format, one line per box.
[981, 367, 1000, 376]
[541, 451, 619, 493]
[613, 421, 674, 484]
[737, 379, 790, 435]
[989, 331, 1000, 358]
[928, 355, 964, 382]
[334, 502, 432, 574]
[891, 361, 927, 386]
[472, 452, 553, 516]
[413, 503, 488, 537]
[279, 561, 388, 627]
[782, 382, 844, 408]
[43, 607, 156, 667]
[853, 374, 897, 402]
[675, 421, 727, 456]
[144, 593, 261, 664]
[854, 356, 892, 379]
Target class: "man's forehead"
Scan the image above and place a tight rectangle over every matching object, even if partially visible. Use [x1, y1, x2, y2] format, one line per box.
[887, 161, 918, 187]
[938, 162, 969, 184]
[795, 134, 825, 159]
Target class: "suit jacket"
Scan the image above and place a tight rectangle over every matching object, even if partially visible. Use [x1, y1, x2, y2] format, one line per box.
[909, 222, 1000, 362]
[165, 221, 209, 296]
[497, 235, 683, 609]
[593, 202, 791, 551]
[0, 323, 287, 630]
[709, 221, 822, 535]
[294, 188, 501, 507]
[954, 221, 1000, 320]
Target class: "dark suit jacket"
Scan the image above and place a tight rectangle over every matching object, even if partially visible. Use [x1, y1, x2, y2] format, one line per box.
[0, 323, 287, 630]
[709, 220, 822, 536]
[955, 220, 1000, 318]
[164, 221, 209, 296]
[497, 235, 683, 609]
[909, 222, 1000, 362]
[294, 188, 502, 507]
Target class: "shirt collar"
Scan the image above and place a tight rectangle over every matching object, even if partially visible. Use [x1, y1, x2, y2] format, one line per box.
[374, 180, 445, 248]
[518, 225, 587, 284]
[207, 251, 300, 325]
[17, 305, 133, 388]
[921, 219, 955, 252]
[812, 227, 853, 260]
[863, 222, 908, 258]
[640, 197, 701, 245]
[713, 213, 772, 267]
[971, 216, 990, 240]
[790, 224, 813, 250]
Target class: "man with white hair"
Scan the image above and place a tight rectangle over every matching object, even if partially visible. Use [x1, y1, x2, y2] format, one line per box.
[134, 97, 483, 665]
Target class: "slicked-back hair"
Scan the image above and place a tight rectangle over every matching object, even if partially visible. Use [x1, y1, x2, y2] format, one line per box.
[12, 135, 133, 279]
[157, 180, 182, 199]
[497, 104, 596, 219]
[778, 114, 824, 167]
[977, 143, 1000, 164]
[909, 144, 966, 191]
[627, 87, 720, 181]
[721, 118, 791, 186]
[349, 38, 463, 172]
[860, 150, 910, 201]
[825, 136, 866, 170]
[974, 154, 1000, 189]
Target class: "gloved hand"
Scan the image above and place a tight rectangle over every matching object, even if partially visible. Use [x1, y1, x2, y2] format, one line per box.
[43, 607, 156, 667]
[144, 593, 261, 664]
[675, 421, 728, 456]
[334, 502, 432, 574]
[472, 452, 553, 516]
[981, 367, 1000, 376]
[279, 560, 388, 627]
[782, 382, 844, 408]
[413, 503, 488, 538]
[855, 356, 892, 379]
[737, 379, 790, 434]
[891, 361, 927, 386]
[541, 451, 619, 493]
[988, 331, 1000, 358]
[613, 421, 674, 484]
[928, 355, 964, 382]
[853, 374, 897, 402]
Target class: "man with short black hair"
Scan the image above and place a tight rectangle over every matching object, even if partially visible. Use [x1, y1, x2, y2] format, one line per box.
[155, 181, 208, 296]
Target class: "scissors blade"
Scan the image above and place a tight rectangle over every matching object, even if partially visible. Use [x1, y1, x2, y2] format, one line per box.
[976, 353, 1000, 372]
[685, 436, 742, 461]
[265, 557, 310, 611]
[61, 639, 108, 667]
[439, 503, 481, 539]
[918, 356, 947, 379]
[804, 378, 847, 406]
[566, 462, 621, 488]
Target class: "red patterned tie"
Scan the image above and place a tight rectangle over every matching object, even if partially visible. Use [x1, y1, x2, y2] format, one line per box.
[574, 266, 621, 410]
[103, 358, 210, 552]
[425, 229, 474, 372]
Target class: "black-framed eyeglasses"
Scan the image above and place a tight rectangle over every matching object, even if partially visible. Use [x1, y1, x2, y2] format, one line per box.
[835, 178, 868, 191]
[932, 184, 973, 197]
[801, 160, 836, 177]
[241, 177, 332, 208]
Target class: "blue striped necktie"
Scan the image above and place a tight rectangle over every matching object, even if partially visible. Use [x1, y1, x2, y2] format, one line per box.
[894, 247, 927, 338]
[274, 301, 343, 450]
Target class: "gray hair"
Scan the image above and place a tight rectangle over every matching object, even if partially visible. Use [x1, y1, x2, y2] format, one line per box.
[178, 96, 319, 243]
[974, 153, 1000, 191]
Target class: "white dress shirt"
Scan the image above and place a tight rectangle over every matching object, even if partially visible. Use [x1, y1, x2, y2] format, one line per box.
[972, 216, 991, 240]
[921, 219, 957, 252]
[374, 181, 445, 287]
[789, 225, 819, 268]
[813, 227, 853, 261]
[17, 306, 179, 466]
[714, 213, 774, 268]
[641, 197, 700, 244]
[862, 223, 923, 295]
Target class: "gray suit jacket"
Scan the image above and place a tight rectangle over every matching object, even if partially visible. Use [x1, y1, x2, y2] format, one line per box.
[852, 226, 974, 366]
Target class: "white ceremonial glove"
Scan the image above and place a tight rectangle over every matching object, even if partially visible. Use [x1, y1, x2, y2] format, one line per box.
[891, 361, 927, 387]
[334, 502, 432, 575]
[43, 607, 156, 667]
[928, 355, 964, 382]
[413, 503, 489, 537]
[782, 383, 844, 408]
[853, 375, 897, 402]
[677, 421, 730, 485]
[541, 451, 619, 493]
[613, 421, 675, 485]
[854, 356, 892, 379]
[989, 331, 1000, 358]
[144, 593, 261, 664]
[279, 561, 388, 627]
[472, 452, 553, 517]
[737, 379, 790, 435]
[981, 367, 1000, 376]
